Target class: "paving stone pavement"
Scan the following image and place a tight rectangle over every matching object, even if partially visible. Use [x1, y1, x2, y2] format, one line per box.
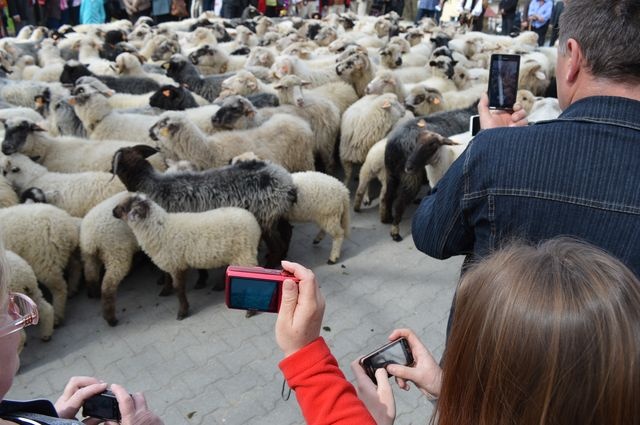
[8, 198, 463, 425]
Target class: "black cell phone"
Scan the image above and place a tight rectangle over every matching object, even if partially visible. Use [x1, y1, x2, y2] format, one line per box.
[488, 54, 520, 110]
[359, 338, 414, 384]
[82, 390, 121, 421]
[470, 114, 481, 136]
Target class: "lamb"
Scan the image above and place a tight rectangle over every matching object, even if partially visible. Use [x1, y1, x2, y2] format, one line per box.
[59, 61, 161, 95]
[0, 174, 18, 207]
[0, 153, 126, 217]
[114, 52, 177, 86]
[271, 55, 340, 87]
[148, 84, 207, 110]
[273, 75, 341, 173]
[150, 111, 314, 172]
[218, 69, 277, 99]
[422, 131, 471, 188]
[162, 54, 234, 102]
[1, 117, 166, 173]
[6, 250, 54, 341]
[340, 93, 406, 184]
[110, 145, 297, 267]
[383, 104, 477, 241]
[518, 60, 550, 96]
[113, 193, 260, 320]
[365, 70, 406, 103]
[69, 82, 159, 142]
[335, 50, 376, 97]
[516, 89, 562, 122]
[353, 138, 387, 213]
[0, 80, 68, 108]
[404, 85, 445, 116]
[0, 203, 79, 324]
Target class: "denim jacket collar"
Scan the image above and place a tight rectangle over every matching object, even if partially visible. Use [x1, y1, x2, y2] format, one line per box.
[543, 96, 640, 131]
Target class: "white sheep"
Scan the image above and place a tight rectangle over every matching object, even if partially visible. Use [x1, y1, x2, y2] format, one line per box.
[425, 131, 471, 187]
[0, 153, 125, 217]
[218, 70, 277, 99]
[353, 138, 387, 213]
[340, 93, 406, 183]
[0, 203, 80, 324]
[151, 112, 315, 172]
[288, 171, 351, 264]
[114, 52, 177, 86]
[113, 193, 261, 320]
[6, 250, 54, 341]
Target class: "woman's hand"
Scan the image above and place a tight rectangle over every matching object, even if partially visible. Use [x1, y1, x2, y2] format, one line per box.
[275, 261, 326, 358]
[384, 329, 442, 399]
[351, 360, 395, 425]
[478, 93, 528, 130]
[54, 376, 107, 419]
[99, 384, 164, 425]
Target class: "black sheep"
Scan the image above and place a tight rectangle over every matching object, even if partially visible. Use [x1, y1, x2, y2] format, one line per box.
[60, 62, 160, 95]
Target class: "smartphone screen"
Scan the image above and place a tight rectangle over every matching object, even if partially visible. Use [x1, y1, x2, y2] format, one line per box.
[488, 54, 520, 110]
[227, 277, 280, 312]
[360, 338, 414, 383]
[470, 114, 480, 136]
[83, 392, 121, 421]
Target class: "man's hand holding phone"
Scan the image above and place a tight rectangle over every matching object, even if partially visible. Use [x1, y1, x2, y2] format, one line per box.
[275, 261, 326, 358]
[479, 93, 528, 130]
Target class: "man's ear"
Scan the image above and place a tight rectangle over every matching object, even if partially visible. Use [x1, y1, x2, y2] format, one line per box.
[564, 38, 582, 84]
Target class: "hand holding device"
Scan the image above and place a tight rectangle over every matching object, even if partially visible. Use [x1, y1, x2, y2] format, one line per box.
[82, 390, 121, 421]
[225, 265, 300, 313]
[275, 261, 326, 358]
[478, 93, 528, 130]
[109, 384, 165, 425]
[384, 329, 442, 399]
[54, 376, 108, 420]
[359, 338, 415, 385]
[488, 54, 520, 111]
[351, 360, 396, 425]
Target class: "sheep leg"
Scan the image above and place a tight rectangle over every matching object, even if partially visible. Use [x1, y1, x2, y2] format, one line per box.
[32, 291, 54, 341]
[313, 229, 326, 244]
[65, 251, 83, 298]
[158, 272, 174, 296]
[381, 174, 399, 224]
[390, 179, 422, 242]
[342, 161, 354, 185]
[354, 172, 372, 212]
[45, 271, 68, 326]
[101, 256, 133, 327]
[325, 221, 345, 265]
[194, 269, 208, 289]
[172, 270, 190, 320]
[83, 253, 103, 299]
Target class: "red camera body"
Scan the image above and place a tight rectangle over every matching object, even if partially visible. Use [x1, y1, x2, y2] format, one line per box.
[225, 266, 300, 313]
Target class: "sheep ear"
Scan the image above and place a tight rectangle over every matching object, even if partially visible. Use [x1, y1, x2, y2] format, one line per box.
[30, 123, 46, 132]
[273, 83, 283, 89]
[133, 144, 159, 158]
[162, 89, 171, 97]
[161, 62, 171, 70]
[101, 89, 115, 98]
[381, 100, 391, 109]
[431, 97, 441, 105]
[441, 136, 459, 146]
[68, 97, 77, 106]
[535, 71, 546, 80]
[417, 119, 427, 128]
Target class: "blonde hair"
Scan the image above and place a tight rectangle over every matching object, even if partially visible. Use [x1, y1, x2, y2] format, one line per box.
[0, 238, 8, 310]
[434, 237, 640, 425]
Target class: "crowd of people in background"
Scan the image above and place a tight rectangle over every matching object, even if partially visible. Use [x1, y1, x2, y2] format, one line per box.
[0, 0, 565, 47]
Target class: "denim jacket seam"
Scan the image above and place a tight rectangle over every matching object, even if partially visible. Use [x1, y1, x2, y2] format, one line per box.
[463, 189, 640, 214]
[533, 117, 640, 132]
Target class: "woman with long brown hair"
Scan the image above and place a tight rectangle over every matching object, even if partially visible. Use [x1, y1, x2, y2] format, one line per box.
[275, 238, 640, 424]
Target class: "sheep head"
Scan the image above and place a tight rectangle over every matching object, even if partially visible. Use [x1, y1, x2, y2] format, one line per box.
[379, 44, 403, 69]
[516, 89, 536, 115]
[149, 113, 183, 144]
[273, 75, 310, 107]
[211, 95, 256, 130]
[1, 118, 46, 156]
[113, 193, 151, 222]
[405, 127, 459, 174]
[188, 44, 216, 66]
[366, 71, 398, 96]
[405, 86, 444, 115]
[219, 71, 259, 97]
[69, 81, 113, 106]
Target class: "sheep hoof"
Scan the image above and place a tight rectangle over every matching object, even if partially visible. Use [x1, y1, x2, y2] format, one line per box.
[353, 206, 361, 213]
[391, 233, 403, 242]
[363, 199, 371, 206]
[245, 310, 258, 318]
[41, 336, 52, 342]
[381, 216, 393, 224]
[312, 238, 321, 245]
[327, 259, 337, 265]
[159, 286, 174, 297]
[107, 317, 119, 327]
[177, 310, 189, 320]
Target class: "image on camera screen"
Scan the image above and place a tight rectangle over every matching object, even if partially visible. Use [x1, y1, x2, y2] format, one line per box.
[368, 341, 409, 369]
[228, 277, 279, 311]
[488, 55, 519, 109]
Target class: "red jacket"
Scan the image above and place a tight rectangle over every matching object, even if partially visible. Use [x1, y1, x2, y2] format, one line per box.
[279, 338, 377, 425]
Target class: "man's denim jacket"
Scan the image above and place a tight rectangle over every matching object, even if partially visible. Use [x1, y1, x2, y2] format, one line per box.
[412, 96, 640, 276]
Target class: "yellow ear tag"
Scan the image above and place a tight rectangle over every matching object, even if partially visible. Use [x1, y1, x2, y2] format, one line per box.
[382, 100, 391, 109]
[417, 119, 426, 128]
[34, 98, 44, 107]
[162, 89, 171, 97]
[160, 127, 170, 137]
[433, 98, 441, 105]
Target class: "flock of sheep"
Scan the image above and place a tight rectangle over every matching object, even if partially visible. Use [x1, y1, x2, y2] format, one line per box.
[0, 10, 560, 344]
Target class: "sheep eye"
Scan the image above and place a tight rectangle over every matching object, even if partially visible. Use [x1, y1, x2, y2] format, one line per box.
[414, 95, 425, 103]
[11, 167, 20, 172]
[77, 87, 84, 94]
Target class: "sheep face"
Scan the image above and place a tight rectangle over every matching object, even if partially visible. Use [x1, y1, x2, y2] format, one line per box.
[429, 56, 456, 79]
[273, 75, 310, 107]
[380, 45, 403, 69]
[405, 30, 424, 47]
[272, 56, 296, 79]
[151, 38, 180, 62]
[69, 83, 111, 106]
[149, 114, 182, 144]
[328, 39, 353, 54]
[405, 86, 443, 116]
[430, 33, 451, 49]
[0, 155, 30, 188]
[389, 36, 410, 54]
[315, 27, 337, 47]
[516, 89, 536, 115]
[452, 66, 470, 90]
[404, 128, 458, 174]
[149, 85, 193, 111]
[366, 72, 397, 96]
[110, 145, 159, 179]
[431, 46, 452, 60]
[246, 47, 274, 68]
[162, 54, 189, 80]
[211, 96, 255, 130]
[281, 43, 313, 60]
[188, 44, 216, 66]
[59, 62, 92, 85]
[219, 71, 259, 97]
[336, 52, 369, 77]
[1, 119, 45, 156]
[113, 194, 151, 222]
[374, 18, 391, 38]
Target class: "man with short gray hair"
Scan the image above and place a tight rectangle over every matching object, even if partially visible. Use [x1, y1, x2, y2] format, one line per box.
[413, 0, 640, 301]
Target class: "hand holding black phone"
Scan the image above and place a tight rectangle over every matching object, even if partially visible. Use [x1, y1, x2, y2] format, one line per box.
[488, 54, 521, 111]
[359, 338, 415, 385]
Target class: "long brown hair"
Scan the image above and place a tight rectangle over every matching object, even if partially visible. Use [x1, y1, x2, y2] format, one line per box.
[434, 238, 640, 425]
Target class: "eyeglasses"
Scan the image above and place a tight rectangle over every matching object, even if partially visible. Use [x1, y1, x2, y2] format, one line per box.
[0, 292, 39, 339]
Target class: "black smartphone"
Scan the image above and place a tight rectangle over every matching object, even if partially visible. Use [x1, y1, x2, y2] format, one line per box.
[470, 114, 481, 136]
[359, 338, 414, 384]
[82, 391, 121, 421]
[488, 54, 520, 110]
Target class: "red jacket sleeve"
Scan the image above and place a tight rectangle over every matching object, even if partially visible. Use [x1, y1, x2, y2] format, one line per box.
[279, 338, 377, 425]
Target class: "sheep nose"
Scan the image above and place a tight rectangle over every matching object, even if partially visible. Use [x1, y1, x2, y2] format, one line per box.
[335, 65, 342, 76]
[1, 145, 14, 155]
[396, 58, 402, 66]
[405, 103, 415, 112]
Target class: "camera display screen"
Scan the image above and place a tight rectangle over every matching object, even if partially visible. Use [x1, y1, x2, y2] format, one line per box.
[488, 54, 520, 110]
[227, 277, 280, 312]
[365, 340, 411, 370]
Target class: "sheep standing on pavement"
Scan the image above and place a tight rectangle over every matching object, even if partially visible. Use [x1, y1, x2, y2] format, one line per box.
[113, 193, 260, 320]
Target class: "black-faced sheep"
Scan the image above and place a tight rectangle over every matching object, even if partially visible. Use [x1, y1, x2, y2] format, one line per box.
[162, 54, 234, 102]
[59, 61, 161, 95]
[113, 193, 260, 320]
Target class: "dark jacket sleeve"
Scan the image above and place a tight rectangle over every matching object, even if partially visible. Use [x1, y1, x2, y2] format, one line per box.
[411, 149, 474, 259]
[499, 0, 518, 13]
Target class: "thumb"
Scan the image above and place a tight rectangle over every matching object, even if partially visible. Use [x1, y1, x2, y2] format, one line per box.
[386, 363, 419, 382]
[278, 279, 299, 318]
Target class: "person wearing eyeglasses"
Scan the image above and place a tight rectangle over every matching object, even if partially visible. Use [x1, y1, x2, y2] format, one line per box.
[0, 242, 165, 425]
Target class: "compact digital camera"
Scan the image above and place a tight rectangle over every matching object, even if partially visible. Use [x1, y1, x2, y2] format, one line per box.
[225, 266, 300, 313]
